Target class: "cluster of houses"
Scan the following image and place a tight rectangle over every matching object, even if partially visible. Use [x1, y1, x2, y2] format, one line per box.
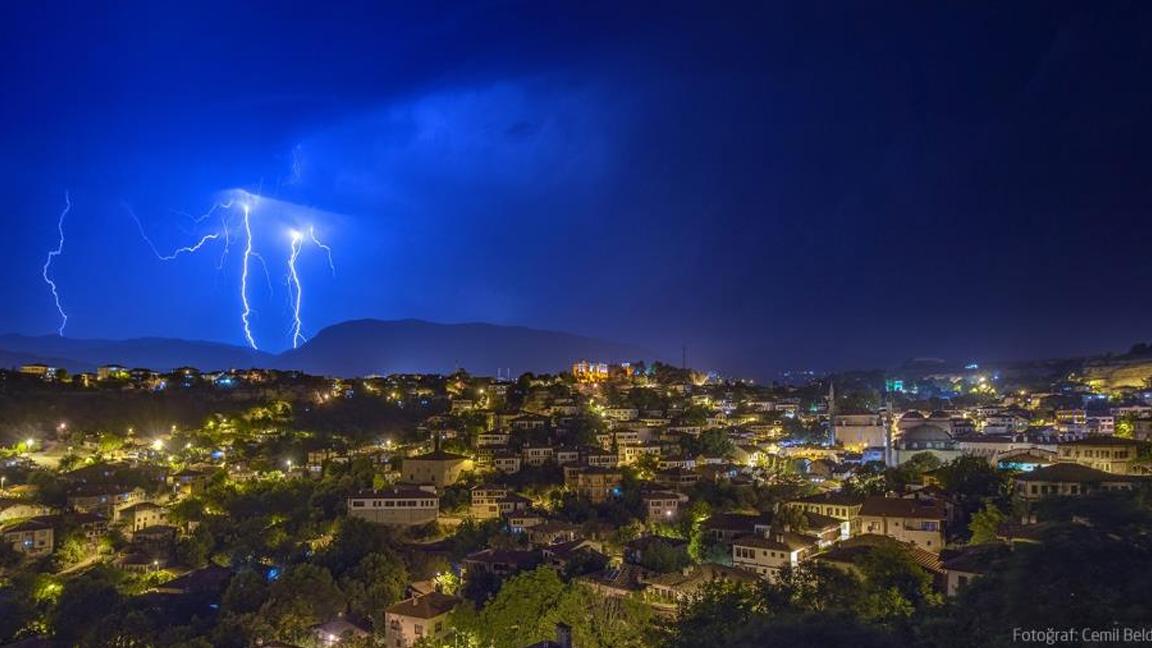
[332, 377, 1152, 648]
[5, 359, 1152, 646]
[0, 461, 215, 571]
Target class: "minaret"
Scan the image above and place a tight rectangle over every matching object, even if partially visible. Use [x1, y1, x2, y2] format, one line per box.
[827, 379, 836, 445]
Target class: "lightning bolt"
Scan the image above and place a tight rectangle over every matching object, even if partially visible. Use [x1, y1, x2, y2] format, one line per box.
[127, 201, 230, 261]
[121, 188, 336, 351]
[240, 202, 258, 350]
[286, 145, 304, 186]
[42, 191, 71, 336]
[174, 201, 230, 225]
[287, 230, 306, 348]
[250, 252, 274, 295]
[217, 212, 233, 270]
[130, 212, 220, 261]
[308, 226, 335, 276]
[284, 225, 337, 349]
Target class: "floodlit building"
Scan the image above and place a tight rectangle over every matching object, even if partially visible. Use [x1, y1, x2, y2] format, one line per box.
[119, 502, 169, 532]
[564, 466, 623, 503]
[834, 413, 889, 451]
[859, 497, 946, 552]
[1, 518, 54, 557]
[641, 490, 689, 523]
[783, 492, 864, 535]
[400, 450, 473, 487]
[732, 531, 818, 579]
[384, 592, 461, 648]
[347, 487, 439, 526]
[1055, 436, 1146, 475]
[1014, 463, 1144, 502]
[18, 363, 58, 380]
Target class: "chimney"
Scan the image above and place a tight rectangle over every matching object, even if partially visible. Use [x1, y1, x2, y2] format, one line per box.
[555, 623, 573, 648]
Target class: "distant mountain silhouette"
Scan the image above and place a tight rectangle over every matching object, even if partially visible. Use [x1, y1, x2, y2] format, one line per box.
[0, 348, 93, 373]
[0, 321, 656, 376]
[0, 334, 272, 372]
[275, 319, 656, 377]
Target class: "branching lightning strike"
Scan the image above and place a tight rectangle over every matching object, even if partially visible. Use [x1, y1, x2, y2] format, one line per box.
[42, 191, 71, 336]
[285, 225, 337, 349]
[308, 226, 336, 276]
[118, 188, 335, 351]
[239, 202, 259, 350]
[287, 231, 306, 348]
[127, 202, 229, 261]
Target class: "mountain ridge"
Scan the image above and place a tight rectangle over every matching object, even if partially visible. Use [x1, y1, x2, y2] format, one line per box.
[0, 320, 657, 377]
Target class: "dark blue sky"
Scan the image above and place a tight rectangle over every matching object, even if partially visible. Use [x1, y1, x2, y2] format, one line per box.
[2, 1, 1151, 378]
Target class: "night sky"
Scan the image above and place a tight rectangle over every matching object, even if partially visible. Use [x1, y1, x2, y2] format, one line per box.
[2, 2, 1151, 378]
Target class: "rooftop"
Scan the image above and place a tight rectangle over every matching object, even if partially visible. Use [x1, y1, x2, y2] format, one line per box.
[2, 518, 53, 533]
[732, 532, 816, 552]
[859, 496, 947, 520]
[789, 492, 864, 507]
[817, 534, 943, 573]
[408, 450, 470, 461]
[940, 543, 1010, 574]
[1059, 436, 1146, 447]
[385, 592, 461, 619]
[1014, 462, 1143, 483]
[351, 487, 439, 499]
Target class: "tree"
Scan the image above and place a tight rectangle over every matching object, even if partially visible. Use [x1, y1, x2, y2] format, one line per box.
[854, 544, 941, 621]
[1116, 415, 1136, 439]
[175, 525, 214, 568]
[920, 524, 1152, 648]
[259, 564, 344, 641]
[454, 567, 572, 647]
[664, 580, 762, 648]
[321, 517, 396, 574]
[843, 462, 889, 497]
[762, 561, 862, 614]
[0, 541, 22, 569]
[51, 566, 125, 643]
[340, 552, 408, 629]
[937, 456, 1006, 505]
[220, 569, 270, 616]
[686, 428, 735, 457]
[636, 541, 691, 573]
[572, 585, 654, 648]
[452, 567, 652, 648]
[968, 502, 1007, 545]
[772, 506, 810, 533]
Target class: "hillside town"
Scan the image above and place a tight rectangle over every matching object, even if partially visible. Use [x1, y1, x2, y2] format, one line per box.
[2, 357, 1152, 647]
